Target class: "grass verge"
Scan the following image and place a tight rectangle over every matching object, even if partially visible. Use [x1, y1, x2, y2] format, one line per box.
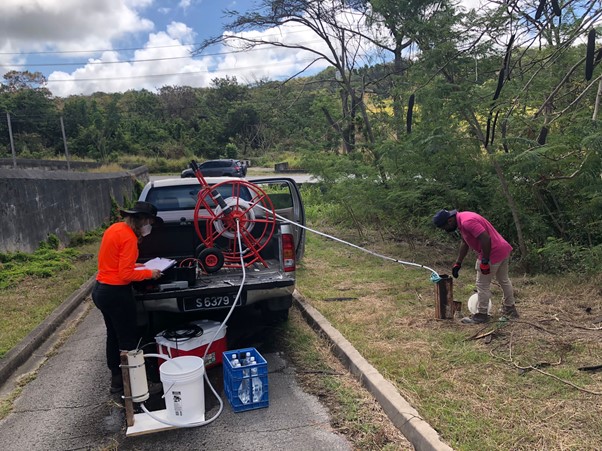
[0, 241, 99, 358]
[278, 307, 413, 450]
[296, 228, 602, 450]
[0, 237, 99, 420]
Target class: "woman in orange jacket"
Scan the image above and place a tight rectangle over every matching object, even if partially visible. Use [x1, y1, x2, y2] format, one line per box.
[92, 201, 163, 394]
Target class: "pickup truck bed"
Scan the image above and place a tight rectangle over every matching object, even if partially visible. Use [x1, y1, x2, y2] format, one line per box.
[133, 176, 305, 331]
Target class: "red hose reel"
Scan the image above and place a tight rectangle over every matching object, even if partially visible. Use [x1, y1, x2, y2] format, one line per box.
[189, 161, 277, 271]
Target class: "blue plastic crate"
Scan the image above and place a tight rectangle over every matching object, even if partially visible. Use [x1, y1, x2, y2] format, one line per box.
[223, 347, 269, 412]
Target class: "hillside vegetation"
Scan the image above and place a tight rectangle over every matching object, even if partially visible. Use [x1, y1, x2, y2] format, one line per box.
[1, 0, 601, 273]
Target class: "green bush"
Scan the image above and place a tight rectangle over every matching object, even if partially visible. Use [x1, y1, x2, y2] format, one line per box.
[67, 229, 104, 247]
[532, 237, 602, 274]
[38, 234, 60, 251]
[225, 143, 238, 159]
[0, 247, 81, 290]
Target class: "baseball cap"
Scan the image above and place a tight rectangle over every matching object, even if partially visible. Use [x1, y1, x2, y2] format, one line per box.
[433, 209, 457, 228]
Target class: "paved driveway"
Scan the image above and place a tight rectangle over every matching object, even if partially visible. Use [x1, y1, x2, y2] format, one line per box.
[0, 302, 351, 451]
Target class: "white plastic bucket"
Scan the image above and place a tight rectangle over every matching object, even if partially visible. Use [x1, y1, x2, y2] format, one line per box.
[468, 293, 493, 315]
[159, 355, 206, 423]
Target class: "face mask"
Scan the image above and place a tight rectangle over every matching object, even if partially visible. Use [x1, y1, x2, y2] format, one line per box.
[141, 224, 152, 237]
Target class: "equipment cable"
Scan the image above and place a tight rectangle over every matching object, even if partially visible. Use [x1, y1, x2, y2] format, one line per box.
[257, 205, 442, 283]
[138, 189, 443, 429]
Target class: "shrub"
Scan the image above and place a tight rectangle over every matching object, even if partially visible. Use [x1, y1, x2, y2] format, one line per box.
[533, 237, 602, 274]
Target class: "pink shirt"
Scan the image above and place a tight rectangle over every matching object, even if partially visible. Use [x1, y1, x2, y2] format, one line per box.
[456, 211, 512, 264]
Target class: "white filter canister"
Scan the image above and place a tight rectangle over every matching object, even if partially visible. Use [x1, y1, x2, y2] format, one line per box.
[467, 293, 493, 315]
[159, 356, 206, 423]
[127, 349, 149, 403]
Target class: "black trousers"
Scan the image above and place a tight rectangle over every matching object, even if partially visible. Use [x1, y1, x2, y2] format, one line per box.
[92, 282, 139, 375]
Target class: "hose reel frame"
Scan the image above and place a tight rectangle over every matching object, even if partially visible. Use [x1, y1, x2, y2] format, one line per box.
[189, 161, 277, 269]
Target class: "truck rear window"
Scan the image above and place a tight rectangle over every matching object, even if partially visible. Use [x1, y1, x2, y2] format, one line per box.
[146, 183, 253, 211]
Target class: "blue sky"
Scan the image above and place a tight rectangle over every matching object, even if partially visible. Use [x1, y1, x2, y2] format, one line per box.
[0, 0, 346, 97]
[1, 0, 498, 98]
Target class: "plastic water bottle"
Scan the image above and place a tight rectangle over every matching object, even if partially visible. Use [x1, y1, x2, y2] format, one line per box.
[237, 352, 252, 404]
[238, 377, 251, 404]
[241, 352, 251, 376]
[250, 357, 263, 403]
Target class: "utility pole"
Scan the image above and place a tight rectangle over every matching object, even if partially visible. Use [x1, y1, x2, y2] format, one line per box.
[59, 115, 71, 171]
[6, 111, 16, 168]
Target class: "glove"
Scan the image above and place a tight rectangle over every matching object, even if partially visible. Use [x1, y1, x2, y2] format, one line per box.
[480, 258, 491, 275]
[452, 262, 461, 278]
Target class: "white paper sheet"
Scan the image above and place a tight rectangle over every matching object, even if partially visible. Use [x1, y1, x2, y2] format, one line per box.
[135, 257, 176, 272]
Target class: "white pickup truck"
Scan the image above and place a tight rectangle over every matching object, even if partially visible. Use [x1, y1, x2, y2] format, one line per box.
[133, 176, 305, 331]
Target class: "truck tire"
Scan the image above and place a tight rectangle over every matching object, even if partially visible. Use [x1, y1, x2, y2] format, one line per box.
[262, 307, 289, 324]
[261, 295, 292, 324]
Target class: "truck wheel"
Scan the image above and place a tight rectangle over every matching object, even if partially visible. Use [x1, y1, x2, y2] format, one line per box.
[261, 295, 292, 324]
[198, 247, 224, 273]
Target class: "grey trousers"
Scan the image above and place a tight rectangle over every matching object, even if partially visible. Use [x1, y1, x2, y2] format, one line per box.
[475, 257, 515, 314]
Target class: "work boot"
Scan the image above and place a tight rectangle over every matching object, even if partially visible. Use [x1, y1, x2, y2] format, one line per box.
[500, 305, 520, 319]
[110, 373, 123, 394]
[460, 313, 491, 324]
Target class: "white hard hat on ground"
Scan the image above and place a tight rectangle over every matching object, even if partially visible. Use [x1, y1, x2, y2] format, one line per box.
[467, 293, 492, 315]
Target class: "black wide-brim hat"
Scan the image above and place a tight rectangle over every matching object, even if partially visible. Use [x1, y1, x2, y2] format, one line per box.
[119, 201, 163, 224]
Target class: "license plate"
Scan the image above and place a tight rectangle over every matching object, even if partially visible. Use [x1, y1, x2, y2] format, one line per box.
[182, 292, 242, 311]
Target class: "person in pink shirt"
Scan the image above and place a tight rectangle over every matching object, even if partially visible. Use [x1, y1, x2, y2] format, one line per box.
[433, 209, 519, 324]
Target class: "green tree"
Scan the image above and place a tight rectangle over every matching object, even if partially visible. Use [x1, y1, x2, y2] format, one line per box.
[1, 70, 48, 92]
[0, 71, 60, 157]
[196, 1, 383, 154]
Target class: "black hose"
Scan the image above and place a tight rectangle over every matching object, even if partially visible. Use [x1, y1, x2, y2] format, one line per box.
[160, 324, 204, 342]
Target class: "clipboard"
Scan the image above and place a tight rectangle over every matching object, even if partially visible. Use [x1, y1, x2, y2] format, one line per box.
[135, 257, 176, 272]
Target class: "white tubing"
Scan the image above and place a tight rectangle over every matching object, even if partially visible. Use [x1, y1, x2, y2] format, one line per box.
[257, 205, 441, 278]
[140, 218, 247, 429]
[201, 218, 246, 363]
[142, 353, 181, 367]
[140, 387, 224, 428]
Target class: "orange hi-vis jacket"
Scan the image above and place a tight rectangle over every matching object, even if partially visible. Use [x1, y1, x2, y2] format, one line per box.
[96, 222, 152, 285]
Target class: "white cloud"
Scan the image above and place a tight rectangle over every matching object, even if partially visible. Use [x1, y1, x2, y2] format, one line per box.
[1, 0, 490, 97]
[212, 7, 385, 85]
[0, 0, 153, 54]
[47, 22, 214, 96]
[166, 22, 195, 43]
[42, 2, 386, 95]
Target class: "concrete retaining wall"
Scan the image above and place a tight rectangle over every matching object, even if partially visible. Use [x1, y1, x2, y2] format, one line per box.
[0, 165, 149, 253]
[0, 158, 141, 172]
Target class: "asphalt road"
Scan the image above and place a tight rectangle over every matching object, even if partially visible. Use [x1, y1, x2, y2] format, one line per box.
[0, 301, 351, 451]
[150, 171, 318, 185]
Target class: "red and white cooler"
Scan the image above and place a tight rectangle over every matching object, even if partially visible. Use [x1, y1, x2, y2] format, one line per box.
[155, 319, 227, 369]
